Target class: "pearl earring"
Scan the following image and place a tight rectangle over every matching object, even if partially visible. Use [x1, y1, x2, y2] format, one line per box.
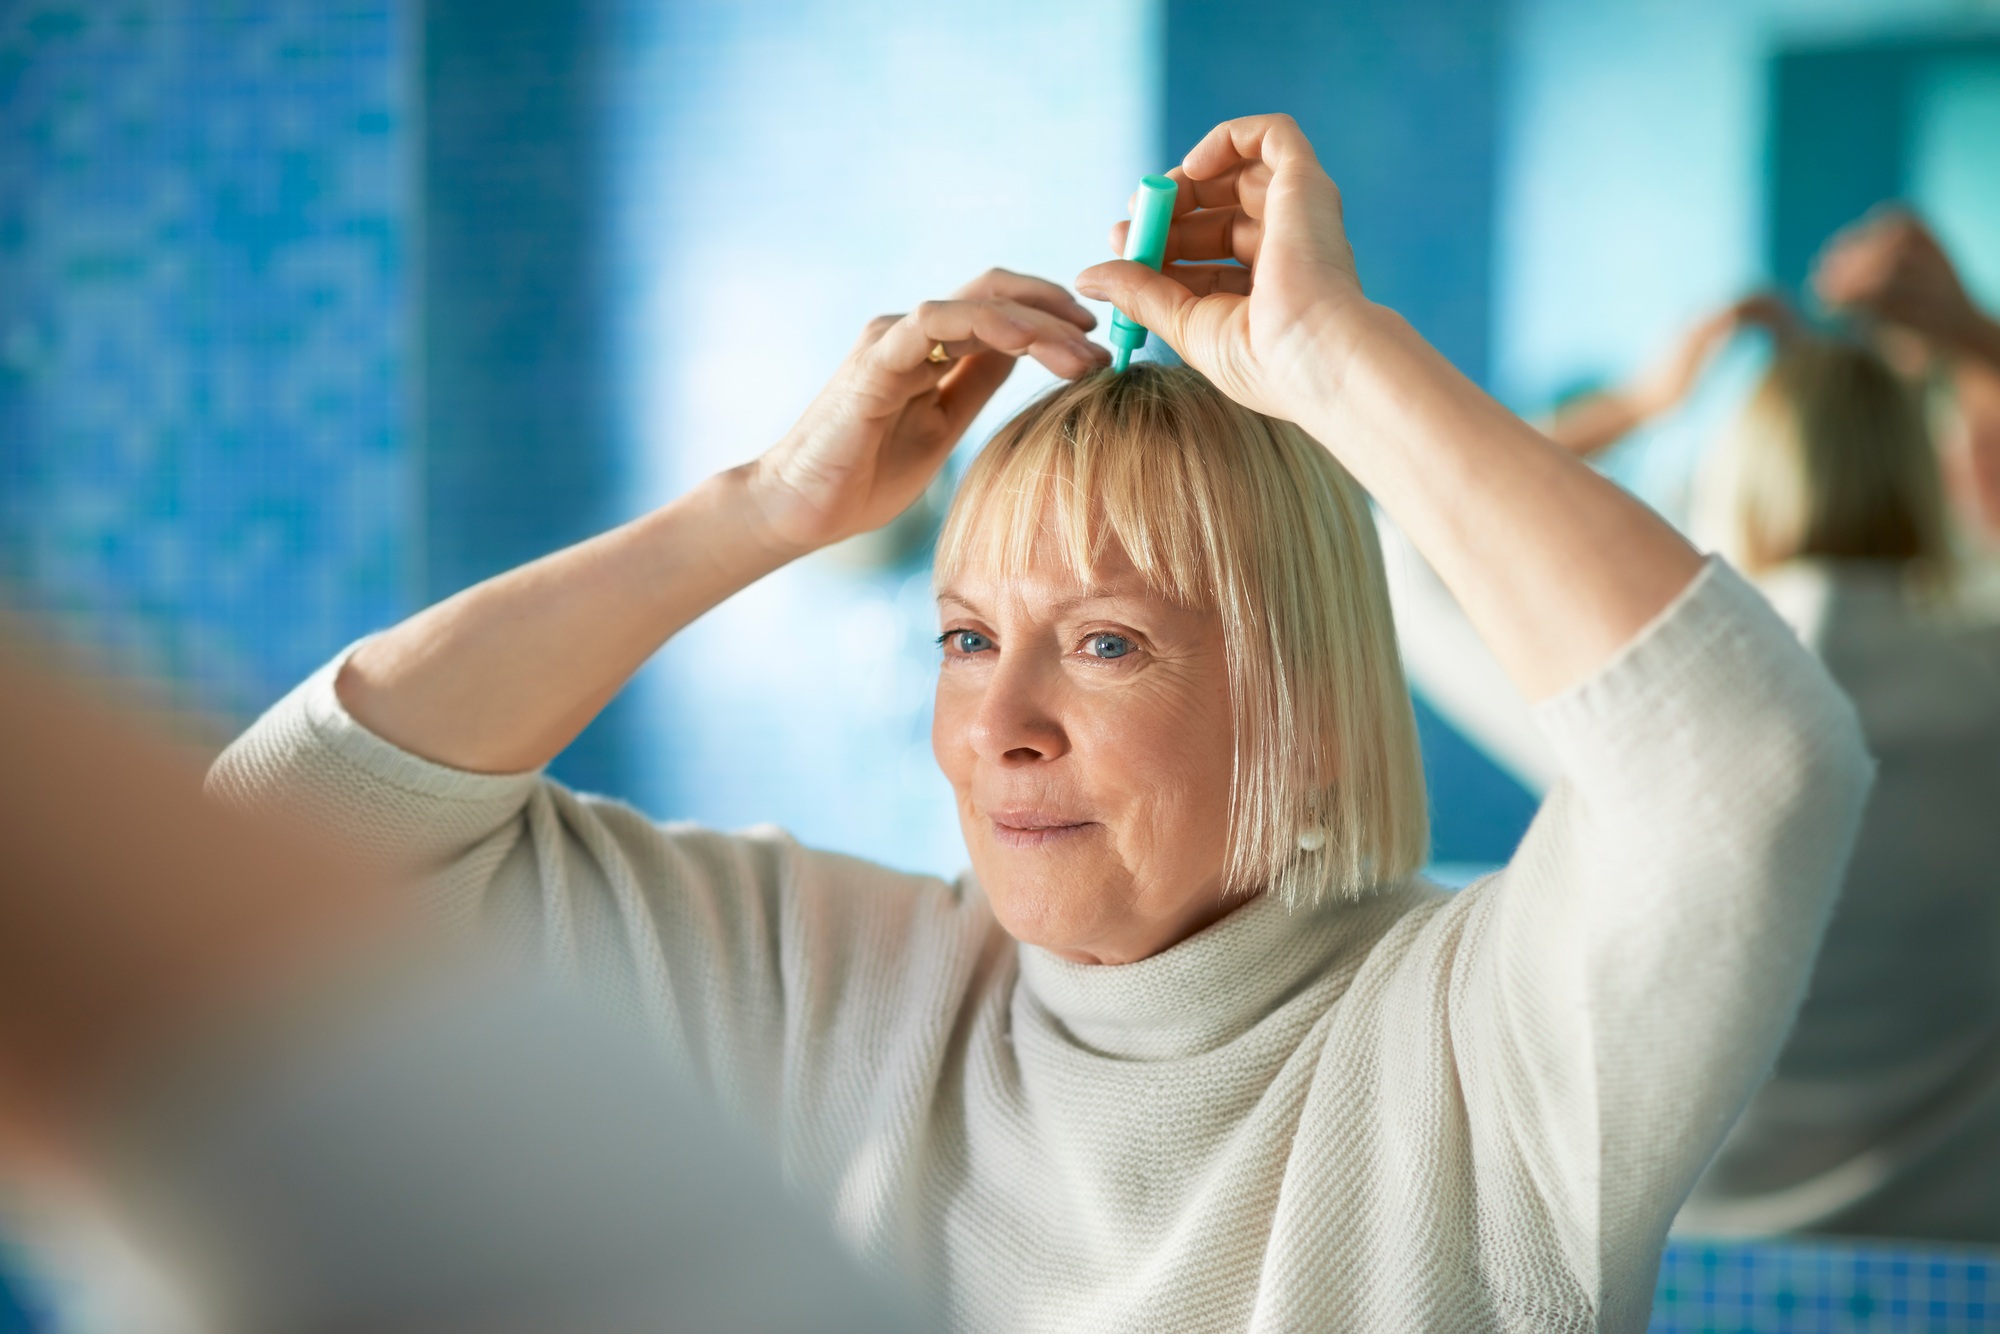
[1297, 827, 1327, 853]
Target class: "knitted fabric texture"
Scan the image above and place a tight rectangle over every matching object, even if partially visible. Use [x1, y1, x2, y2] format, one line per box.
[210, 559, 1873, 1333]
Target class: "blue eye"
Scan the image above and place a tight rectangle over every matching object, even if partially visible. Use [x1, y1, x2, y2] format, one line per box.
[938, 629, 993, 655]
[1084, 633, 1134, 659]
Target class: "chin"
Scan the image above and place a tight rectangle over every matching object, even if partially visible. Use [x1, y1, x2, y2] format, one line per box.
[972, 855, 1122, 958]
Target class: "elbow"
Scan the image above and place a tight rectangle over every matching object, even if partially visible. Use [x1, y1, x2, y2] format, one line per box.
[1734, 658, 1875, 906]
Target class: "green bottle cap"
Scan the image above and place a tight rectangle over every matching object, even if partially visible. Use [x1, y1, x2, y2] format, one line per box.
[1108, 173, 1179, 372]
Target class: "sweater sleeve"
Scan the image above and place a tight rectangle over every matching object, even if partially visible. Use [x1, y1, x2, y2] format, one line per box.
[1450, 559, 1873, 1327]
[1379, 513, 1559, 794]
[206, 646, 1003, 1161]
[207, 642, 545, 873]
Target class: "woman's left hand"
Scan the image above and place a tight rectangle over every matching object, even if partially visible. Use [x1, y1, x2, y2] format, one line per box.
[1074, 114, 1365, 424]
[1081, 113, 1701, 703]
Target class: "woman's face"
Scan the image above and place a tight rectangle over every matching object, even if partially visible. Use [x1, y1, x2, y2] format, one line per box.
[932, 536, 1244, 966]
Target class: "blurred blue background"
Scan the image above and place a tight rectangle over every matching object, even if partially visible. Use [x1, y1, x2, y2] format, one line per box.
[5, 3, 2000, 1325]
[8, 0, 2000, 875]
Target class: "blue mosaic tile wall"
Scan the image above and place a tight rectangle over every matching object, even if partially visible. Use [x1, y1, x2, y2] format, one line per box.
[1652, 1239, 2000, 1333]
[0, 0, 412, 723]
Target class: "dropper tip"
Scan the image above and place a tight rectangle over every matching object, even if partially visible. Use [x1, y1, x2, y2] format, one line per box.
[1110, 346, 1131, 374]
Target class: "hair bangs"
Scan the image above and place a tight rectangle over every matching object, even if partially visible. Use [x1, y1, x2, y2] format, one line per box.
[935, 373, 1223, 610]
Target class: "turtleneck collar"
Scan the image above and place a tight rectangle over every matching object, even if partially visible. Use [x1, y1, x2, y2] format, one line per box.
[1015, 881, 1433, 1061]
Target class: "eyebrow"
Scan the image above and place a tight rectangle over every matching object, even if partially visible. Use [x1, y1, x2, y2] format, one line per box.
[934, 585, 1159, 618]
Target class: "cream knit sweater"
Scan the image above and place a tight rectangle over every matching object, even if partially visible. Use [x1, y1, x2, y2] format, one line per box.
[211, 560, 1871, 1333]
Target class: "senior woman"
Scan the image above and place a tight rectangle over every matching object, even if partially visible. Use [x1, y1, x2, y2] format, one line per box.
[214, 117, 1871, 1331]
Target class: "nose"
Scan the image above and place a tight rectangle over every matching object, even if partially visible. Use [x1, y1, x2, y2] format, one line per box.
[967, 649, 1071, 765]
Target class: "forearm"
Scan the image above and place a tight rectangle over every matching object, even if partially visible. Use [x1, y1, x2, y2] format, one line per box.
[1540, 390, 1647, 458]
[340, 465, 803, 773]
[1300, 307, 1703, 702]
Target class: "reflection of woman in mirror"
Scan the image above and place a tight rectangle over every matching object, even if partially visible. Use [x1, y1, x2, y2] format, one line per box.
[1815, 210, 2000, 562]
[215, 116, 1870, 1326]
[1408, 290, 2000, 1244]
[1685, 324, 2000, 1244]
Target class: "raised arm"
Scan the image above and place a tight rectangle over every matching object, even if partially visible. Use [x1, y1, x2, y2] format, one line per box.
[1542, 294, 1795, 458]
[341, 271, 1106, 774]
[1081, 115, 1872, 1309]
[1077, 115, 1697, 702]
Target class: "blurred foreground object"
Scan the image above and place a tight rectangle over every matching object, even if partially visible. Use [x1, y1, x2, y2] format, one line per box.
[0, 621, 914, 1333]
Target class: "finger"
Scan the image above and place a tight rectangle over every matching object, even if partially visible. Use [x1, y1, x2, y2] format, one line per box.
[1180, 113, 1323, 186]
[875, 299, 1077, 367]
[1137, 164, 1272, 229]
[935, 351, 1020, 438]
[1074, 258, 1214, 352]
[919, 338, 987, 363]
[1813, 208, 1915, 291]
[850, 313, 904, 354]
[872, 298, 1107, 380]
[953, 268, 1097, 331]
[1167, 162, 1257, 213]
[1193, 165, 1271, 220]
[1816, 243, 1893, 306]
[1112, 207, 1264, 269]
[1161, 262, 1253, 297]
[1167, 205, 1261, 264]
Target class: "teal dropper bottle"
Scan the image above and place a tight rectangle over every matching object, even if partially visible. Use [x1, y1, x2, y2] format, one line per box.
[1108, 173, 1180, 373]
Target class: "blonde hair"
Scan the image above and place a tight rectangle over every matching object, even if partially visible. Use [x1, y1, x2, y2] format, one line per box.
[1704, 338, 1948, 578]
[934, 366, 1428, 907]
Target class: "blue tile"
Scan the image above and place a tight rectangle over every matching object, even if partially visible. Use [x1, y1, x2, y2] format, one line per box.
[1651, 1239, 2000, 1333]
[0, 0, 413, 721]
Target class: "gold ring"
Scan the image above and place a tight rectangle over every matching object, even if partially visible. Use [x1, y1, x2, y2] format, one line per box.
[926, 342, 950, 364]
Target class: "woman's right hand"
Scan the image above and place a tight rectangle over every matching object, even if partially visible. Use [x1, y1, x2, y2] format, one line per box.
[745, 270, 1107, 557]
[335, 268, 1101, 775]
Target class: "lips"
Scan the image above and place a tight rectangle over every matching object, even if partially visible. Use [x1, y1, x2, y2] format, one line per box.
[987, 809, 1097, 850]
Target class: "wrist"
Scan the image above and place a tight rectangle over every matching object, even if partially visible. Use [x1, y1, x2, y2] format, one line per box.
[706, 460, 821, 567]
[1268, 298, 1405, 428]
[1289, 300, 1428, 422]
[1306, 292, 1396, 373]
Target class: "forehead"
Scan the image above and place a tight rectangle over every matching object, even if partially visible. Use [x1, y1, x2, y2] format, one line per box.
[936, 531, 1159, 612]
